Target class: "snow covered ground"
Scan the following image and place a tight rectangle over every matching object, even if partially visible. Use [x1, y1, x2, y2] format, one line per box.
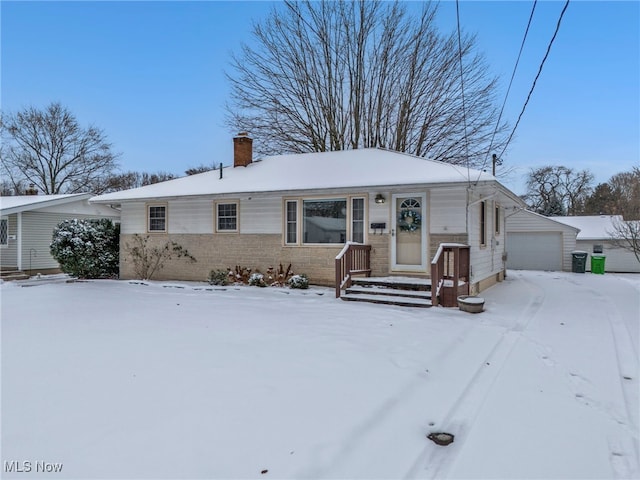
[1, 270, 638, 479]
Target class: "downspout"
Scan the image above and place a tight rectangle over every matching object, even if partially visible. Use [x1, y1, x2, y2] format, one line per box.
[17, 212, 22, 270]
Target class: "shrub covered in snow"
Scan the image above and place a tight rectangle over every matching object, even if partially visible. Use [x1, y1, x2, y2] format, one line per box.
[208, 269, 229, 286]
[50, 218, 120, 278]
[249, 272, 266, 287]
[288, 274, 309, 289]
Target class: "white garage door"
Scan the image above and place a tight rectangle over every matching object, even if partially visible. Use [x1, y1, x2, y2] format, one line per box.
[506, 232, 563, 271]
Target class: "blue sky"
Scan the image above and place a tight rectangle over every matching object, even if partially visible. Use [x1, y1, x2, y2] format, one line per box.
[2, 1, 638, 195]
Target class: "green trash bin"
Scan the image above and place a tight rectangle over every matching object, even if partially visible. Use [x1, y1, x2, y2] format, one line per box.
[591, 255, 606, 274]
[571, 251, 588, 273]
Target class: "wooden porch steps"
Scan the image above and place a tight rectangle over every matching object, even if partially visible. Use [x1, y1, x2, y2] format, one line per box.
[0, 270, 29, 281]
[341, 277, 433, 308]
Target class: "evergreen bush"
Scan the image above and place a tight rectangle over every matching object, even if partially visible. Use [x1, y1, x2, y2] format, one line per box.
[288, 274, 309, 289]
[50, 218, 120, 278]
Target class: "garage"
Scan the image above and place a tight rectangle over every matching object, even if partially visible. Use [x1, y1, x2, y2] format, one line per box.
[506, 232, 563, 271]
[505, 210, 579, 272]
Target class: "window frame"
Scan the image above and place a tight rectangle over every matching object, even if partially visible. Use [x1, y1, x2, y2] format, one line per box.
[351, 197, 366, 244]
[0, 217, 8, 248]
[146, 203, 168, 233]
[479, 201, 487, 247]
[494, 203, 501, 235]
[285, 200, 299, 245]
[215, 200, 240, 233]
[283, 195, 367, 246]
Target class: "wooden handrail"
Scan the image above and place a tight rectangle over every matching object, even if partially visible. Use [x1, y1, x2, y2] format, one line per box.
[430, 243, 470, 307]
[335, 242, 372, 298]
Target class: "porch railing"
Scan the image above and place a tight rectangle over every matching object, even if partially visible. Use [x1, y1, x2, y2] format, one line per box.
[430, 243, 470, 307]
[335, 242, 372, 298]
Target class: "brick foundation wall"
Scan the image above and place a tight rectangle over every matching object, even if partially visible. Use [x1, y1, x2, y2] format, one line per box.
[120, 234, 366, 286]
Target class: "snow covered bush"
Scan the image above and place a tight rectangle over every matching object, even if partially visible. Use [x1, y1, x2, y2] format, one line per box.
[50, 218, 120, 278]
[288, 274, 309, 289]
[125, 234, 196, 280]
[249, 272, 266, 287]
[208, 269, 229, 286]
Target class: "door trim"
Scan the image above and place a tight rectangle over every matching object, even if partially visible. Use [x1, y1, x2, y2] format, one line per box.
[391, 193, 427, 272]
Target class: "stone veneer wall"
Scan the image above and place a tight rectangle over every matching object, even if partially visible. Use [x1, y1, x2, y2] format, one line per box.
[120, 233, 394, 286]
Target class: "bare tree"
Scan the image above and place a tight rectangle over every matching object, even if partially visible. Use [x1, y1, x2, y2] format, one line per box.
[524, 165, 593, 216]
[0, 103, 118, 194]
[226, 0, 507, 167]
[608, 218, 640, 264]
[100, 170, 177, 193]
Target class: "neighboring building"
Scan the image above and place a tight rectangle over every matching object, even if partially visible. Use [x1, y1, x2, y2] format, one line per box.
[0, 194, 120, 275]
[553, 215, 640, 273]
[91, 134, 524, 294]
[505, 211, 640, 273]
[505, 210, 579, 271]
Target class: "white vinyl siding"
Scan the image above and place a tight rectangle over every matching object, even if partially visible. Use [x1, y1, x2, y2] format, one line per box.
[240, 197, 281, 234]
[429, 187, 467, 234]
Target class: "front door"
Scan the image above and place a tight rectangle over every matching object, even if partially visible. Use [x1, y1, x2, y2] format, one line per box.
[391, 194, 427, 271]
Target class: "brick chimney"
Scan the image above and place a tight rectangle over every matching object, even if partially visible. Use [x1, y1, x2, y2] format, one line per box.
[233, 132, 253, 167]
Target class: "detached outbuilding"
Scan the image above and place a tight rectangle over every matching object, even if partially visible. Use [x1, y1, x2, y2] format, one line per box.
[553, 215, 640, 273]
[505, 210, 579, 272]
[0, 194, 120, 276]
[506, 211, 640, 273]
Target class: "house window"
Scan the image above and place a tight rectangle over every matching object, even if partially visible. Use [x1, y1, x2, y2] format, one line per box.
[217, 202, 238, 232]
[285, 200, 298, 244]
[593, 244, 603, 254]
[303, 198, 347, 244]
[148, 205, 167, 232]
[495, 204, 500, 235]
[0, 218, 7, 247]
[480, 201, 486, 246]
[352, 197, 365, 243]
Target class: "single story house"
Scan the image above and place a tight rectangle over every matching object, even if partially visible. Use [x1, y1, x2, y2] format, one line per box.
[553, 215, 640, 273]
[91, 134, 525, 296]
[0, 193, 120, 275]
[505, 209, 580, 271]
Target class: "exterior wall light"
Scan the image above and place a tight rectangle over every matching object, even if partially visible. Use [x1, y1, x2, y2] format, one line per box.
[375, 194, 386, 204]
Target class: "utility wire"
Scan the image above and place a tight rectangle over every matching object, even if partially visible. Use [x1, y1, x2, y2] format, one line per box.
[497, 0, 570, 161]
[478, 0, 537, 183]
[455, 0, 471, 184]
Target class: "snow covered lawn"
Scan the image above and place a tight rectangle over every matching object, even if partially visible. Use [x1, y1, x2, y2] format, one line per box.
[2, 271, 638, 479]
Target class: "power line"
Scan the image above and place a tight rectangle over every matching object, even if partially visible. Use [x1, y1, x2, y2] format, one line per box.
[497, 0, 571, 162]
[479, 0, 538, 181]
[455, 0, 471, 184]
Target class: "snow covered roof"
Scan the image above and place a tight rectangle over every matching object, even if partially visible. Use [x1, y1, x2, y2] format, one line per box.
[552, 215, 624, 240]
[91, 148, 501, 203]
[0, 194, 92, 215]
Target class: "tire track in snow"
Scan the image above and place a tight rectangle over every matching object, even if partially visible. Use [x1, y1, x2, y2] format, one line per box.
[587, 287, 639, 479]
[404, 272, 546, 479]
